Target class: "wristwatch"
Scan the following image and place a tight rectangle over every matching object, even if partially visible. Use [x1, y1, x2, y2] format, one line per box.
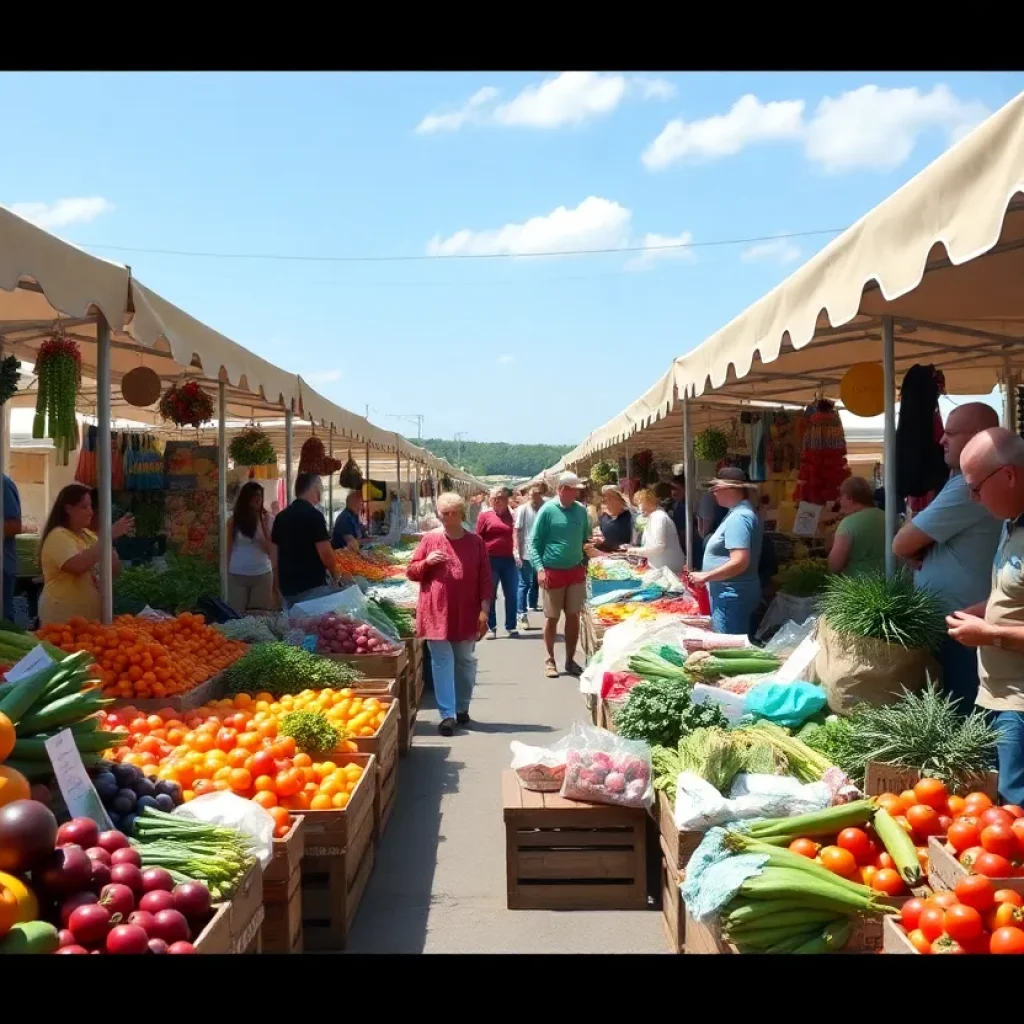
[993, 636, 1004, 649]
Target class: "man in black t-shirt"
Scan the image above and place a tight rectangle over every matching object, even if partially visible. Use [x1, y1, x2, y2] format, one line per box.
[270, 472, 341, 608]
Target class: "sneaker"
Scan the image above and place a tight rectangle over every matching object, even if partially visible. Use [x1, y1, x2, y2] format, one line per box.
[544, 659, 559, 679]
[564, 660, 583, 678]
[518, 614, 530, 631]
[456, 711, 471, 726]
[530, 606, 542, 613]
[438, 718, 456, 737]
[488, 629, 497, 640]
[507, 629, 520, 638]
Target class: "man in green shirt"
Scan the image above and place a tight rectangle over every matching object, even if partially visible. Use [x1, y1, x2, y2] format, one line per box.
[528, 472, 589, 679]
[827, 476, 886, 577]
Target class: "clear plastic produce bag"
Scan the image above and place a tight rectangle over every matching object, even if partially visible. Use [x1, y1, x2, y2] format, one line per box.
[560, 723, 653, 810]
[174, 791, 274, 868]
[509, 737, 570, 791]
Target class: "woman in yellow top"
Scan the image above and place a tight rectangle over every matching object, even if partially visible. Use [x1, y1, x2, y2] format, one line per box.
[38, 485, 135, 626]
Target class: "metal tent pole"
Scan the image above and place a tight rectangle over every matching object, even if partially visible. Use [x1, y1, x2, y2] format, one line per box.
[328, 425, 335, 526]
[218, 382, 227, 601]
[682, 391, 695, 571]
[284, 409, 294, 501]
[97, 313, 113, 625]
[882, 316, 898, 579]
[1003, 357, 1017, 433]
[365, 441, 371, 529]
[395, 435, 401, 531]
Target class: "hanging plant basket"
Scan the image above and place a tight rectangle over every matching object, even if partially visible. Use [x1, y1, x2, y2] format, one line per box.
[338, 451, 363, 490]
[694, 428, 728, 462]
[229, 426, 277, 466]
[33, 334, 82, 465]
[0, 355, 21, 406]
[297, 435, 341, 475]
[159, 381, 215, 428]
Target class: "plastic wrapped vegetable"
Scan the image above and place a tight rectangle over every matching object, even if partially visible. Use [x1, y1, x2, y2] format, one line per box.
[560, 723, 653, 810]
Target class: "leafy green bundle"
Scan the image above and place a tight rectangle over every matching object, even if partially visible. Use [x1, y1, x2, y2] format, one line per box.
[804, 684, 998, 790]
[114, 554, 220, 616]
[223, 643, 362, 695]
[776, 558, 830, 597]
[615, 678, 728, 749]
[371, 597, 416, 638]
[279, 710, 340, 756]
[819, 569, 945, 652]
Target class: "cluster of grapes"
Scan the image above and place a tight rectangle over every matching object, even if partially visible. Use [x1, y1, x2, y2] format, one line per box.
[33, 336, 82, 465]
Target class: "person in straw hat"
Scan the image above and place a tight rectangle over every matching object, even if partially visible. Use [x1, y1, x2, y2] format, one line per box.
[687, 467, 763, 637]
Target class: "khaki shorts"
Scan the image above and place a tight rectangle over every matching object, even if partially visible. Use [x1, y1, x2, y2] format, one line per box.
[542, 581, 586, 619]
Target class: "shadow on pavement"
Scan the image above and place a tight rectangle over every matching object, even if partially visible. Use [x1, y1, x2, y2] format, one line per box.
[345, 743, 464, 954]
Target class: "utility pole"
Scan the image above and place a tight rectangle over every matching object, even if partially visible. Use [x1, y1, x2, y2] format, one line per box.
[386, 413, 425, 439]
[454, 431, 468, 464]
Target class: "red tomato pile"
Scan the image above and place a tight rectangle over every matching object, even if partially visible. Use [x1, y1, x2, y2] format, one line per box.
[788, 824, 916, 898]
[896, 876, 1024, 954]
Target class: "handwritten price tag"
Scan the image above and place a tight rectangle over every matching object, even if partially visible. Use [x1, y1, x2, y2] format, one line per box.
[4, 644, 54, 682]
[43, 729, 114, 830]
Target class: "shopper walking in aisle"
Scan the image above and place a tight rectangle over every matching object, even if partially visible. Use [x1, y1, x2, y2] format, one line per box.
[625, 488, 685, 573]
[513, 484, 545, 630]
[226, 482, 275, 614]
[476, 486, 519, 638]
[828, 476, 887, 577]
[332, 488, 366, 552]
[2, 473, 22, 622]
[270, 473, 341, 609]
[592, 485, 634, 552]
[893, 402, 1002, 711]
[528, 472, 589, 679]
[407, 492, 490, 736]
[38, 485, 134, 626]
[947, 427, 1024, 805]
[687, 468, 763, 637]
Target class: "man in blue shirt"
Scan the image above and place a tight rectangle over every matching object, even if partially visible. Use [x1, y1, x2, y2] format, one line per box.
[892, 403, 1002, 711]
[331, 489, 366, 551]
[2, 474, 22, 622]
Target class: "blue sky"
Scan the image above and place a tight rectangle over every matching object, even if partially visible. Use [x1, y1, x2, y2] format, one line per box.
[1, 71, 1021, 446]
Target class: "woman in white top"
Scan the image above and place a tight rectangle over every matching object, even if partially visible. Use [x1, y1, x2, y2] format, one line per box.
[226, 481, 275, 613]
[625, 488, 685, 574]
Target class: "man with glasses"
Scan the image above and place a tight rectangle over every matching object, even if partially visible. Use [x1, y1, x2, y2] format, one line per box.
[946, 427, 1024, 807]
[892, 403, 1002, 711]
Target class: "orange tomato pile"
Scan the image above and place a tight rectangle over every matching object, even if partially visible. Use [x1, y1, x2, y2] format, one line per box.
[36, 613, 247, 700]
[98, 691, 379, 835]
[895, 876, 1024, 954]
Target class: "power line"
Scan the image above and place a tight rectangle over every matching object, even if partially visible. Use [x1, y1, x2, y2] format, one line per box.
[72, 227, 846, 265]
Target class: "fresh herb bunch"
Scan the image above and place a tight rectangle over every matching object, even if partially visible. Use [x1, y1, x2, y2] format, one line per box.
[0, 355, 21, 405]
[223, 642, 362, 695]
[805, 684, 999, 790]
[279, 710, 340, 756]
[615, 678, 729, 749]
[229, 427, 277, 466]
[652, 727, 749, 801]
[820, 569, 945, 652]
[694, 428, 728, 462]
[114, 553, 219, 615]
[776, 558, 830, 597]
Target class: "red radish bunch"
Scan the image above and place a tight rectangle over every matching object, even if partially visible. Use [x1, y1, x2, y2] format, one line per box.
[562, 748, 651, 809]
[305, 612, 399, 656]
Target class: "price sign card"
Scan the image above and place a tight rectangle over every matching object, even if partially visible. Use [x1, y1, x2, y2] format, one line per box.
[44, 729, 114, 830]
[4, 644, 54, 682]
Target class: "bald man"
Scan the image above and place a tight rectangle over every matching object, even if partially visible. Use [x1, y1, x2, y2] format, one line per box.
[892, 402, 1002, 710]
[946, 427, 1024, 806]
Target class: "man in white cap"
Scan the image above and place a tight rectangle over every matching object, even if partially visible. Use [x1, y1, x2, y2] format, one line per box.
[527, 471, 590, 678]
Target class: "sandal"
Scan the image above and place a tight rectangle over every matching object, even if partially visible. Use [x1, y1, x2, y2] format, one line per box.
[544, 659, 559, 679]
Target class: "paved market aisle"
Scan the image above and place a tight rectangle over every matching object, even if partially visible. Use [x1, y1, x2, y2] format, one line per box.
[346, 606, 667, 954]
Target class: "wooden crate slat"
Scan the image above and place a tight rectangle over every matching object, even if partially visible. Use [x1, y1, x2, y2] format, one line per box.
[264, 815, 305, 886]
[509, 884, 645, 911]
[300, 754, 376, 857]
[512, 826, 641, 848]
[516, 848, 639, 880]
[261, 874, 303, 954]
[302, 839, 375, 951]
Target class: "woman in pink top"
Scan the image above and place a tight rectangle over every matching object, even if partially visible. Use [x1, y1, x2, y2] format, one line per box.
[407, 492, 491, 736]
[476, 486, 519, 639]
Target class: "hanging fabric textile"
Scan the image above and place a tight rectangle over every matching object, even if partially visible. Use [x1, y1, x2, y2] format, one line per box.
[794, 399, 850, 506]
[74, 425, 99, 487]
[896, 364, 948, 513]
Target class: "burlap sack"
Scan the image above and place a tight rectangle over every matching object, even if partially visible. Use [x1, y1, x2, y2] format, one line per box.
[814, 618, 939, 714]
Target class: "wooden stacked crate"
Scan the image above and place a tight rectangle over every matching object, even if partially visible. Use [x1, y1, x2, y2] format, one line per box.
[262, 816, 305, 954]
[350, 697, 400, 843]
[502, 771, 647, 911]
[332, 649, 412, 755]
[299, 753, 377, 950]
[655, 791, 702, 954]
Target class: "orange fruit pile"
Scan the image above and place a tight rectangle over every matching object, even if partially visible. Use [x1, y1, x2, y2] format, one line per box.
[37, 613, 247, 699]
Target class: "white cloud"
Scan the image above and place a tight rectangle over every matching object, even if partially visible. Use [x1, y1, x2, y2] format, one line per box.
[306, 369, 344, 384]
[497, 354, 515, 366]
[626, 231, 696, 271]
[741, 236, 802, 266]
[7, 196, 115, 230]
[643, 84, 989, 174]
[804, 84, 990, 173]
[416, 72, 674, 134]
[643, 94, 805, 169]
[427, 196, 633, 257]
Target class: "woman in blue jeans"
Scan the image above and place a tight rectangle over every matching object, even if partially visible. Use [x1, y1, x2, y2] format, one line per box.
[687, 468, 764, 637]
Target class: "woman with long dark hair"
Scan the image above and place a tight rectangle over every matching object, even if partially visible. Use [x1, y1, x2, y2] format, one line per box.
[39, 484, 134, 625]
[227, 481, 274, 613]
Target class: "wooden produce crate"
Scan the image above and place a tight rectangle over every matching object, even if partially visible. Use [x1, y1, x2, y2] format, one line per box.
[660, 837, 684, 954]
[409, 637, 425, 705]
[863, 762, 998, 799]
[193, 902, 231, 954]
[331, 649, 413, 757]
[262, 816, 305, 954]
[343, 696, 400, 846]
[374, 747, 398, 846]
[108, 670, 227, 713]
[655, 791, 703, 873]
[927, 835, 1024, 898]
[225, 861, 265, 954]
[882, 915, 919, 954]
[299, 753, 377, 951]
[348, 677, 398, 697]
[502, 770, 648, 911]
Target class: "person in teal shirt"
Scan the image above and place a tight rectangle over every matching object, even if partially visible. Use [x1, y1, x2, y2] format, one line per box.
[828, 476, 886, 577]
[528, 472, 590, 679]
